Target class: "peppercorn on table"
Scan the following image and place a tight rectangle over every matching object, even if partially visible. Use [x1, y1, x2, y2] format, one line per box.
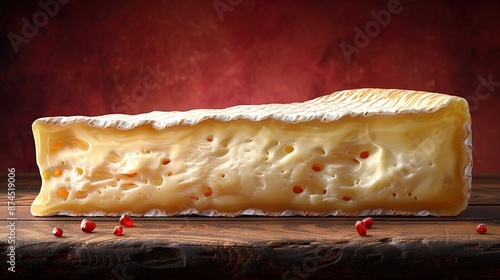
[1, 174, 499, 279]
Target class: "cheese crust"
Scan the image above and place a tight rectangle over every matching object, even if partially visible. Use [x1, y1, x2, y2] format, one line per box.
[31, 88, 472, 216]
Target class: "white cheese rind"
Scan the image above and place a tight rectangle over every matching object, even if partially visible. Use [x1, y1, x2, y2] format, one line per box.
[36, 88, 459, 129]
[31, 88, 472, 216]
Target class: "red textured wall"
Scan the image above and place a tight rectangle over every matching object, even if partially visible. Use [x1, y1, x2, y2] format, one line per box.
[1, 0, 499, 174]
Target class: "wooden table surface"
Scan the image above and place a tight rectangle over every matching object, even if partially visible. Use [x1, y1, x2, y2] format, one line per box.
[1, 174, 499, 279]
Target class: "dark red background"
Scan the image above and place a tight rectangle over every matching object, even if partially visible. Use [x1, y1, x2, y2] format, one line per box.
[1, 0, 499, 174]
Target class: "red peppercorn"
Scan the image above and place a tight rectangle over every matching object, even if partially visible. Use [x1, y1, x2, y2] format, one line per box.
[114, 226, 123, 236]
[53, 227, 63, 237]
[119, 214, 134, 227]
[477, 223, 487, 234]
[81, 219, 96, 233]
[362, 217, 374, 229]
[355, 220, 367, 236]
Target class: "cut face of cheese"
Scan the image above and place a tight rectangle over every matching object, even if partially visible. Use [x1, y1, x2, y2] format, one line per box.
[31, 88, 472, 216]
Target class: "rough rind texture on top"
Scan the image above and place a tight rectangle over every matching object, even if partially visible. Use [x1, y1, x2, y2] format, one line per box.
[32, 88, 472, 217]
[35, 89, 462, 129]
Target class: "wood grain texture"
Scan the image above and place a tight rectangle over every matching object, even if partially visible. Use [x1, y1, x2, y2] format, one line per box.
[1, 174, 500, 279]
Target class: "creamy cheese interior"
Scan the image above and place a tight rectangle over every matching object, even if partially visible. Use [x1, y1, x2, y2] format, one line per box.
[31, 99, 470, 216]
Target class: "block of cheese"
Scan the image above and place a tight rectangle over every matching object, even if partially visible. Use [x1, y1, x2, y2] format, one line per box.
[31, 88, 472, 216]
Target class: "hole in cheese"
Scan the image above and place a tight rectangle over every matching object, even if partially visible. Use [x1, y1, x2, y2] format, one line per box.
[308, 186, 326, 195]
[74, 167, 83, 176]
[292, 185, 303, 194]
[314, 147, 327, 155]
[75, 191, 88, 199]
[106, 152, 123, 163]
[213, 148, 229, 157]
[51, 140, 66, 149]
[56, 188, 69, 200]
[203, 186, 213, 197]
[162, 159, 171, 165]
[360, 151, 369, 159]
[67, 137, 90, 151]
[53, 168, 63, 177]
[120, 183, 139, 191]
[151, 177, 164, 186]
[283, 145, 295, 153]
[206, 136, 214, 142]
[42, 171, 51, 180]
[311, 163, 323, 172]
